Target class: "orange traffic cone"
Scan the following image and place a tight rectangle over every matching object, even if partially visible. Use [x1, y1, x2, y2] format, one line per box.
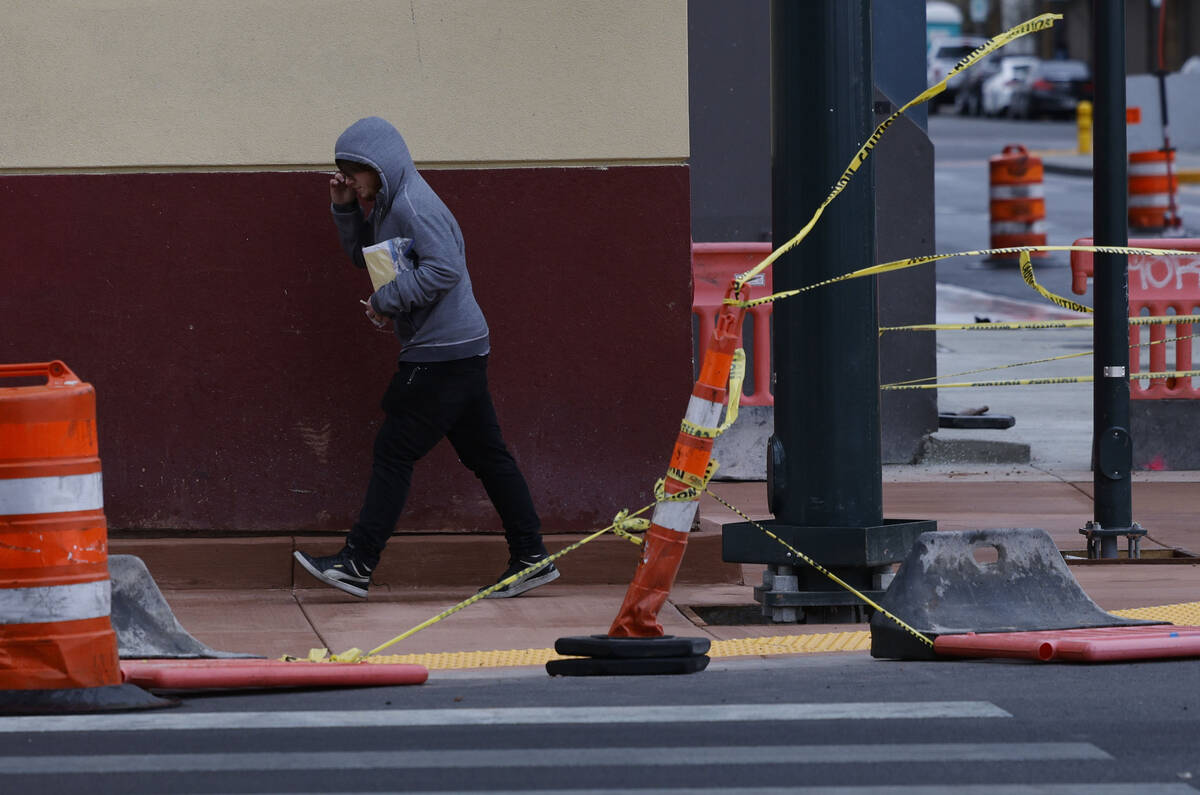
[0, 361, 170, 714]
[549, 281, 749, 676]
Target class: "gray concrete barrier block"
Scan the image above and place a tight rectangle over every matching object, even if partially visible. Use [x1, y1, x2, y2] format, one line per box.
[109, 555, 258, 659]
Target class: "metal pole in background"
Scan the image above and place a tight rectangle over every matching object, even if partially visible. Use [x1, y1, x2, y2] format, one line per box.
[1153, 0, 1182, 231]
[1088, 0, 1136, 559]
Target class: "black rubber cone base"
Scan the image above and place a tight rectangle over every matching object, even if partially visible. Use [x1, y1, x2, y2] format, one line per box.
[0, 683, 177, 716]
[554, 635, 711, 659]
[547, 655, 710, 677]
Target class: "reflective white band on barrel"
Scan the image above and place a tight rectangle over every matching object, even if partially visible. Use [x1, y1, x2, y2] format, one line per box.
[0, 473, 104, 516]
[990, 184, 1044, 200]
[1129, 193, 1171, 208]
[0, 580, 111, 625]
[1129, 162, 1170, 176]
[990, 221, 1047, 235]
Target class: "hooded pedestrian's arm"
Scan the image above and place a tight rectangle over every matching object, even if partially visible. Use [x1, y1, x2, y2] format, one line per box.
[369, 211, 464, 315]
[332, 203, 373, 270]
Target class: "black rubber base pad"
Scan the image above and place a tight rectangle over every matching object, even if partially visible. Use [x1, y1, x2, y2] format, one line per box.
[554, 635, 711, 659]
[546, 655, 710, 677]
[0, 683, 177, 715]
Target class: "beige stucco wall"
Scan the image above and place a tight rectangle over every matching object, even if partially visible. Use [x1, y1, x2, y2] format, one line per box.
[1, 0, 688, 171]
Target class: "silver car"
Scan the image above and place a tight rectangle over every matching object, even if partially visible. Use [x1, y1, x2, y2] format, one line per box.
[927, 36, 989, 110]
[981, 56, 1042, 117]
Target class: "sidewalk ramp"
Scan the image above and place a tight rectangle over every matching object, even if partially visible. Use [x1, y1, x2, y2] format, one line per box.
[870, 528, 1163, 660]
[109, 555, 257, 659]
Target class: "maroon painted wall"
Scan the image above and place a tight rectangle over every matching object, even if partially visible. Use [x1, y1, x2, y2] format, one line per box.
[0, 167, 692, 533]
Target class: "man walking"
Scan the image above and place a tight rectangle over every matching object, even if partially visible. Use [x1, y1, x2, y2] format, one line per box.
[294, 117, 558, 600]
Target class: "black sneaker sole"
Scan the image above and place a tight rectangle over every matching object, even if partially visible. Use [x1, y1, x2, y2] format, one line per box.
[484, 566, 561, 599]
[293, 550, 369, 598]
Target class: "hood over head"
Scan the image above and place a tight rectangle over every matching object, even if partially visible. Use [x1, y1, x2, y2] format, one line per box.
[334, 116, 414, 213]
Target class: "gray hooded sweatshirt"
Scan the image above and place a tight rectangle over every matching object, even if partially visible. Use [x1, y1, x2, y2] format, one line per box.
[332, 116, 490, 363]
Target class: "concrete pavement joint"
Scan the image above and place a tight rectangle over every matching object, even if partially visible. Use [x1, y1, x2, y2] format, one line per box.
[291, 590, 331, 651]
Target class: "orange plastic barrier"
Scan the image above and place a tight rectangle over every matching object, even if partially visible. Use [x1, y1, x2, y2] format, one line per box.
[1070, 238, 1200, 399]
[989, 145, 1046, 258]
[121, 659, 429, 689]
[935, 625, 1200, 663]
[1128, 150, 1182, 232]
[692, 243, 773, 406]
[0, 361, 126, 691]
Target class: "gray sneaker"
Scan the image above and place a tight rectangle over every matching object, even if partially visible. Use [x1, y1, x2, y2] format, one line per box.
[294, 549, 373, 598]
[481, 555, 560, 599]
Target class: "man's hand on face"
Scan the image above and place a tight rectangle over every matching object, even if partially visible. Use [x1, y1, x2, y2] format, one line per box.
[330, 171, 357, 205]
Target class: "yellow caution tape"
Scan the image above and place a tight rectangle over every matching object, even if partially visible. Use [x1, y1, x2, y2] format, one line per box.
[734, 13, 1065, 293]
[704, 487, 933, 649]
[883, 369, 1200, 391]
[886, 331, 1200, 388]
[680, 348, 747, 439]
[294, 503, 656, 662]
[883, 315, 1200, 333]
[1131, 314, 1200, 326]
[661, 458, 720, 500]
[1018, 251, 1092, 313]
[610, 508, 651, 543]
[732, 245, 1200, 314]
[884, 319, 1093, 332]
[887, 350, 1095, 388]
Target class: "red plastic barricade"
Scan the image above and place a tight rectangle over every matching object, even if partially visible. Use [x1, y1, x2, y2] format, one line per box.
[691, 243, 773, 406]
[1070, 238, 1200, 399]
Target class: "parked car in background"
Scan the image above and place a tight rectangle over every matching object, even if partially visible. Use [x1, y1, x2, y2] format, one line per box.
[927, 36, 988, 110]
[981, 56, 1041, 117]
[953, 55, 1001, 115]
[1008, 59, 1093, 119]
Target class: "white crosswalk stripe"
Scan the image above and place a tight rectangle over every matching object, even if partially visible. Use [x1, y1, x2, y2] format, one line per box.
[0, 701, 1009, 733]
[0, 700, 1172, 794]
[0, 742, 1108, 774]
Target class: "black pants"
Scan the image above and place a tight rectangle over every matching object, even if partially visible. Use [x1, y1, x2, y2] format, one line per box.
[345, 355, 545, 569]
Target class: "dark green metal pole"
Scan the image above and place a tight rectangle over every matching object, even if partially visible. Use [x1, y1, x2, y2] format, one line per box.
[769, 0, 881, 529]
[722, 0, 933, 619]
[1090, 0, 1133, 558]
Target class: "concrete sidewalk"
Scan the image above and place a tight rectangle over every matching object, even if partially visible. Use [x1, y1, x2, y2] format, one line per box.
[118, 471, 1200, 667]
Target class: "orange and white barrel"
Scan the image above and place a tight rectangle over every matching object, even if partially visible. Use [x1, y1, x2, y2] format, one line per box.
[989, 144, 1046, 258]
[0, 361, 123, 692]
[1129, 150, 1181, 232]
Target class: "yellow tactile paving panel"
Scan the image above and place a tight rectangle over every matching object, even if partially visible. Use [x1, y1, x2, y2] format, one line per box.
[363, 602, 1200, 670]
[1110, 600, 1200, 624]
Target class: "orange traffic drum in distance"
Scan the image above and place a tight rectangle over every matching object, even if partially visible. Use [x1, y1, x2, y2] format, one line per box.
[989, 144, 1047, 258]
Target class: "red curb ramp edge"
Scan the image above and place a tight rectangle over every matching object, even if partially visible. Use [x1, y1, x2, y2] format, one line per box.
[934, 625, 1200, 663]
[121, 659, 428, 690]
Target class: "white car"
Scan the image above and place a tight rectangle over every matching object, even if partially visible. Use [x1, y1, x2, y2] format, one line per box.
[981, 56, 1041, 117]
[927, 36, 989, 109]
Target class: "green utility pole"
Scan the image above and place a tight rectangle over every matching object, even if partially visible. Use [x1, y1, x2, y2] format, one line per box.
[769, 1, 881, 526]
[722, 0, 933, 621]
[1085, 0, 1140, 559]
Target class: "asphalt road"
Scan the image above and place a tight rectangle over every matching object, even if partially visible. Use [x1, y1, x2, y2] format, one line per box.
[929, 114, 1200, 306]
[4, 655, 1199, 793]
